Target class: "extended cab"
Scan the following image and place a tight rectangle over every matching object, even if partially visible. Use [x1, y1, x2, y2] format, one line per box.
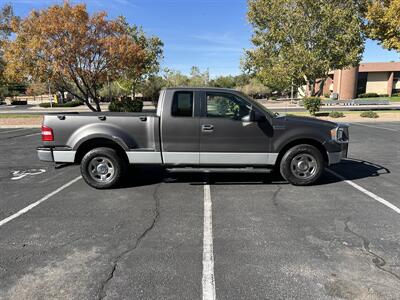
[37, 88, 349, 188]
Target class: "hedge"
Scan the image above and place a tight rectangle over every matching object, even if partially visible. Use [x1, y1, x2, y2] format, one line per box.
[358, 93, 382, 98]
[329, 111, 344, 118]
[109, 99, 143, 112]
[39, 100, 83, 108]
[303, 97, 321, 116]
[11, 100, 28, 105]
[360, 111, 379, 118]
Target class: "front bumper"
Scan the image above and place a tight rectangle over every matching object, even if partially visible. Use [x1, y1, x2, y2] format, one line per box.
[327, 143, 348, 165]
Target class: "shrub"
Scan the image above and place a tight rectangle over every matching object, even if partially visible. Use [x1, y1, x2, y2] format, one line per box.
[303, 97, 321, 116]
[329, 111, 344, 118]
[323, 93, 331, 99]
[0, 101, 6, 105]
[11, 100, 28, 105]
[39, 100, 82, 108]
[109, 99, 143, 112]
[379, 94, 389, 97]
[270, 96, 277, 100]
[391, 93, 400, 97]
[360, 111, 379, 118]
[358, 93, 379, 98]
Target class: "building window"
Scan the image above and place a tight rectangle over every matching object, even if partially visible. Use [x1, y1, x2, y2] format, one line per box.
[393, 72, 400, 94]
[357, 72, 368, 96]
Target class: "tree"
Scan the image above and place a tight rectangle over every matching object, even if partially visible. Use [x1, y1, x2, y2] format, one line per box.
[243, 0, 365, 97]
[116, 17, 163, 98]
[237, 78, 271, 99]
[139, 76, 166, 102]
[0, 4, 15, 83]
[163, 69, 189, 87]
[26, 81, 47, 101]
[365, 0, 400, 52]
[188, 66, 210, 86]
[98, 81, 130, 101]
[210, 75, 236, 88]
[4, 3, 162, 111]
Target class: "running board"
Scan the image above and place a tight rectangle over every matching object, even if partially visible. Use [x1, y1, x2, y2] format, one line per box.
[166, 167, 273, 174]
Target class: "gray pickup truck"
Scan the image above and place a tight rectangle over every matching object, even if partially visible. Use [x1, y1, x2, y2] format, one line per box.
[37, 88, 349, 188]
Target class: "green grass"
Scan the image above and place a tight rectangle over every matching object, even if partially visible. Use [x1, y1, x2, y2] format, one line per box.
[286, 110, 400, 117]
[0, 114, 42, 119]
[354, 96, 400, 102]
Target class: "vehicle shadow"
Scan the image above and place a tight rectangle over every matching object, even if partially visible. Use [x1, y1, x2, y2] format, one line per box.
[119, 158, 390, 188]
[318, 158, 390, 185]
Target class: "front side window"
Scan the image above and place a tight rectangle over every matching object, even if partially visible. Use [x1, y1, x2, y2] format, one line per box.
[171, 92, 193, 117]
[206, 93, 250, 120]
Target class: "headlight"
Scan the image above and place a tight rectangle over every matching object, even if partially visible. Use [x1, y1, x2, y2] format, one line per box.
[330, 127, 348, 143]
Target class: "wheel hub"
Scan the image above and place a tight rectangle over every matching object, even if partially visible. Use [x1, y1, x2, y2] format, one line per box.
[88, 157, 115, 183]
[96, 163, 109, 174]
[290, 153, 318, 180]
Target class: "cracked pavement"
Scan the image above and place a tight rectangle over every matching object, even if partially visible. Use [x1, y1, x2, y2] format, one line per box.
[0, 123, 400, 299]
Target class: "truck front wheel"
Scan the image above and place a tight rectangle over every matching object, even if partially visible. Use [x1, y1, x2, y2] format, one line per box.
[81, 147, 125, 189]
[279, 144, 324, 186]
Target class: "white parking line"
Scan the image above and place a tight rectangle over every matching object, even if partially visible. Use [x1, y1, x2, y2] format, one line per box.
[0, 128, 27, 134]
[353, 123, 399, 132]
[19, 133, 40, 138]
[202, 184, 216, 300]
[326, 169, 400, 215]
[0, 176, 82, 228]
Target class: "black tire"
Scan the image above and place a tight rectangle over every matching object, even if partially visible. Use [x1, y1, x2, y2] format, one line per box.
[80, 147, 125, 189]
[279, 144, 324, 186]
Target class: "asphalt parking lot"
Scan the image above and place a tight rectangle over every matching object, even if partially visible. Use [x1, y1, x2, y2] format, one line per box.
[0, 123, 400, 300]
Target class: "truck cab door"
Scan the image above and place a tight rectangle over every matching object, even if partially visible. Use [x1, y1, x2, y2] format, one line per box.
[160, 90, 200, 165]
[199, 91, 275, 165]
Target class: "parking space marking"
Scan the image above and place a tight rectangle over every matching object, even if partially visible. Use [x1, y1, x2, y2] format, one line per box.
[353, 123, 399, 132]
[11, 168, 46, 180]
[0, 176, 82, 228]
[327, 169, 400, 215]
[0, 128, 26, 134]
[20, 133, 41, 138]
[202, 184, 216, 300]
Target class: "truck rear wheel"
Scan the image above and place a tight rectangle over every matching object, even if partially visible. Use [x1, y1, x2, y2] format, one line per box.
[80, 147, 125, 189]
[279, 144, 324, 186]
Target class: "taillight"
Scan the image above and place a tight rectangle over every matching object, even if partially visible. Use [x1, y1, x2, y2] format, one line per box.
[41, 125, 54, 141]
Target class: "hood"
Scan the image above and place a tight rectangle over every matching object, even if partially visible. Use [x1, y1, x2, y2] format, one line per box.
[277, 115, 338, 128]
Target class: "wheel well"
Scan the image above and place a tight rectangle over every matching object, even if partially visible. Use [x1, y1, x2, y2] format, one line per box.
[74, 138, 129, 164]
[275, 139, 328, 167]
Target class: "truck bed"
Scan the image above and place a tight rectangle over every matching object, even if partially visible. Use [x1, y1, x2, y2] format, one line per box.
[42, 111, 160, 152]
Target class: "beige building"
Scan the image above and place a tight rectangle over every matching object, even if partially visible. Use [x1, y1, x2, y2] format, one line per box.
[324, 62, 400, 100]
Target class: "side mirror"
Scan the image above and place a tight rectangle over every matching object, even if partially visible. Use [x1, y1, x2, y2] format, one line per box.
[242, 110, 256, 122]
[249, 110, 256, 122]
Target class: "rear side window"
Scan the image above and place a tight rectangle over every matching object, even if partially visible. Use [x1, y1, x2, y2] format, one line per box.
[171, 92, 193, 117]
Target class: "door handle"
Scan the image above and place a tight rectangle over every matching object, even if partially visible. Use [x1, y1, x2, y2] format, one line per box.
[202, 124, 214, 132]
[98, 115, 106, 121]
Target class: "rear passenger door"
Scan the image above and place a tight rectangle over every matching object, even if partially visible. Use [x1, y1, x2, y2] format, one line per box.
[161, 90, 200, 165]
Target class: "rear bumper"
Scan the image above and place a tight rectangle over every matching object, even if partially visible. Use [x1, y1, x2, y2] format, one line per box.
[37, 147, 54, 162]
[37, 147, 76, 163]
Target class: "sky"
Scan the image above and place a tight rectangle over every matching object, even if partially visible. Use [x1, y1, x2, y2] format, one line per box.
[3, 0, 399, 78]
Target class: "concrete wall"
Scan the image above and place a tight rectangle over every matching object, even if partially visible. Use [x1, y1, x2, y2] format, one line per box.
[333, 67, 358, 100]
[366, 72, 389, 94]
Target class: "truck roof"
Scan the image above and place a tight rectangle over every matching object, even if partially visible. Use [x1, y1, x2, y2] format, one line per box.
[162, 87, 238, 93]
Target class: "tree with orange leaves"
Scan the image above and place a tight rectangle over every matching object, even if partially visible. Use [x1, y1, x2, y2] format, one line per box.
[4, 2, 163, 111]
